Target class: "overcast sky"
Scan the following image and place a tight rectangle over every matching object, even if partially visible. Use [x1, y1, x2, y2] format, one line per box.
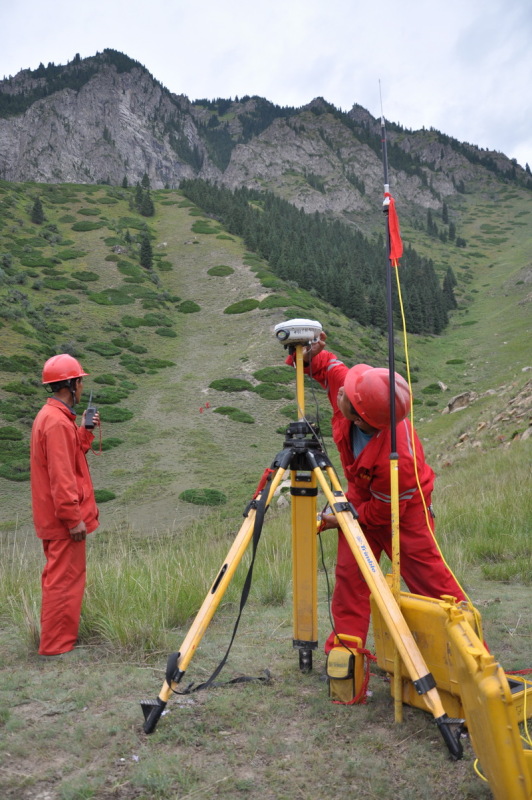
[1, 0, 531, 168]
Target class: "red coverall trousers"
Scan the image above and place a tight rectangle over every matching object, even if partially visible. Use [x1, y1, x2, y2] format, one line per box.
[39, 538, 87, 655]
[325, 509, 466, 652]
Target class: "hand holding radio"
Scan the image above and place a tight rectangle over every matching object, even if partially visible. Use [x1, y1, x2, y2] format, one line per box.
[83, 391, 99, 430]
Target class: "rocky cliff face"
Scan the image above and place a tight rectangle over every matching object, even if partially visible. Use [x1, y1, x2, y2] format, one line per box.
[0, 50, 528, 227]
[0, 56, 221, 188]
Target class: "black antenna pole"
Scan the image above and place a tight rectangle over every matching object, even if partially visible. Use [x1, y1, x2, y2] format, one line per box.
[381, 113, 397, 452]
[380, 97, 404, 724]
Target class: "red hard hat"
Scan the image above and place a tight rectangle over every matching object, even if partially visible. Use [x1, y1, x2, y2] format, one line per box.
[344, 365, 411, 430]
[42, 354, 89, 384]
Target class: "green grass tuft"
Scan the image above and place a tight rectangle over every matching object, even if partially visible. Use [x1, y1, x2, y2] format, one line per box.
[209, 378, 254, 392]
[179, 488, 227, 506]
[224, 299, 260, 314]
[214, 406, 255, 423]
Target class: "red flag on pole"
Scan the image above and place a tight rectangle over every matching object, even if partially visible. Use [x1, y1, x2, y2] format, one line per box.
[384, 192, 403, 264]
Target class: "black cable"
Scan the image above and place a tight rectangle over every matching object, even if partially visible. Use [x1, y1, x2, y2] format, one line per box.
[172, 483, 271, 695]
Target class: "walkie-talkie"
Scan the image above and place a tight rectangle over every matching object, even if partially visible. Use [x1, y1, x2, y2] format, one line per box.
[85, 390, 97, 430]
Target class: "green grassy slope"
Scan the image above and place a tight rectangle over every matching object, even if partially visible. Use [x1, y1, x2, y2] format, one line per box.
[0, 182, 368, 534]
[0, 178, 530, 540]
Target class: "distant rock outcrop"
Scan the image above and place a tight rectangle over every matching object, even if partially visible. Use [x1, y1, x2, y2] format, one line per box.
[1, 49, 529, 227]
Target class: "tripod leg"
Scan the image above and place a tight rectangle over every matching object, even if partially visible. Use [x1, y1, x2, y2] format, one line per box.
[290, 468, 318, 671]
[142, 467, 288, 733]
[310, 459, 462, 758]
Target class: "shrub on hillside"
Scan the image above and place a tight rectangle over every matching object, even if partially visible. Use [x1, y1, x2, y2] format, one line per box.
[155, 328, 177, 337]
[214, 406, 254, 424]
[98, 407, 134, 423]
[100, 437, 123, 451]
[127, 286, 158, 299]
[118, 262, 145, 279]
[71, 221, 105, 231]
[119, 356, 145, 374]
[121, 315, 144, 328]
[71, 271, 100, 282]
[3, 381, 39, 395]
[94, 374, 117, 385]
[89, 388, 128, 404]
[0, 426, 23, 440]
[0, 355, 38, 373]
[209, 378, 254, 392]
[253, 384, 294, 400]
[208, 265, 234, 276]
[253, 366, 295, 384]
[179, 488, 227, 506]
[224, 299, 260, 314]
[258, 274, 284, 289]
[259, 295, 291, 309]
[142, 312, 172, 327]
[42, 277, 71, 290]
[421, 383, 442, 395]
[94, 489, 116, 502]
[20, 255, 57, 268]
[0, 460, 30, 482]
[191, 220, 219, 234]
[143, 359, 175, 370]
[88, 290, 135, 306]
[178, 300, 201, 313]
[56, 249, 87, 260]
[86, 343, 122, 357]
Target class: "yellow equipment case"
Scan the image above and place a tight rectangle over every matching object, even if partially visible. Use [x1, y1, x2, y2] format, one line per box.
[371, 581, 532, 724]
[326, 634, 365, 704]
[446, 606, 532, 800]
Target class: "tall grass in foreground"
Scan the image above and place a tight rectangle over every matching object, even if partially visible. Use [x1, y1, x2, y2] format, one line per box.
[0, 510, 296, 657]
[434, 441, 531, 586]
[1, 442, 528, 655]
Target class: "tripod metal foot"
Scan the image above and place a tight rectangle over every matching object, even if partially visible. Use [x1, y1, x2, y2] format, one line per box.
[141, 697, 167, 734]
[435, 715, 465, 760]
[293, 640, 317, 673]
[298, 649, 313, 673]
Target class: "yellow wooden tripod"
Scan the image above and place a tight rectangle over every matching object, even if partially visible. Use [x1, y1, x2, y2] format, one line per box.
[141, 343, 463, 759]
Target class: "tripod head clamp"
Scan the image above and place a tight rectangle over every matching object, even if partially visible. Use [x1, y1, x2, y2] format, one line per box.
[274, 318, 322, 347]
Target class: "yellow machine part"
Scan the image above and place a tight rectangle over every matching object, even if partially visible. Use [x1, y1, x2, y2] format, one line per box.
[446, 607, 532, 800]
[371, 580, 532, 724]
[290, 470, 318, 647]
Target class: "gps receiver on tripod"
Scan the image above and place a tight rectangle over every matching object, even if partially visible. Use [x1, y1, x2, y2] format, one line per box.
[140, 318, 463, 760]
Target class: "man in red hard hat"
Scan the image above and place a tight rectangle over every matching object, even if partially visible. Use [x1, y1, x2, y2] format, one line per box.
[30, 354, 100, 657]
[288, 332, 466, 652]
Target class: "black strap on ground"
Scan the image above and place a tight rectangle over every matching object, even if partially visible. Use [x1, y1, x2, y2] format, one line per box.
[168, 482, 271, 695]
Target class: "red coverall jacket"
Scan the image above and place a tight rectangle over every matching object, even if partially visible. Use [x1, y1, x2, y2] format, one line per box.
[287, 348, 465, 647]
[30, 398, 99, 539]
[306, 351, 435, 529]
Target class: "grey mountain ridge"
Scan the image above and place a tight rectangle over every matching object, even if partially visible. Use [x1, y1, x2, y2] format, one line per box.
[0, 49, 528, 232]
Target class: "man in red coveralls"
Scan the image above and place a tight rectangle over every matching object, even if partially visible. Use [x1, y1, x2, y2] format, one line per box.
[289, 332, 467, 653]
[30, 354, 100, 657]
